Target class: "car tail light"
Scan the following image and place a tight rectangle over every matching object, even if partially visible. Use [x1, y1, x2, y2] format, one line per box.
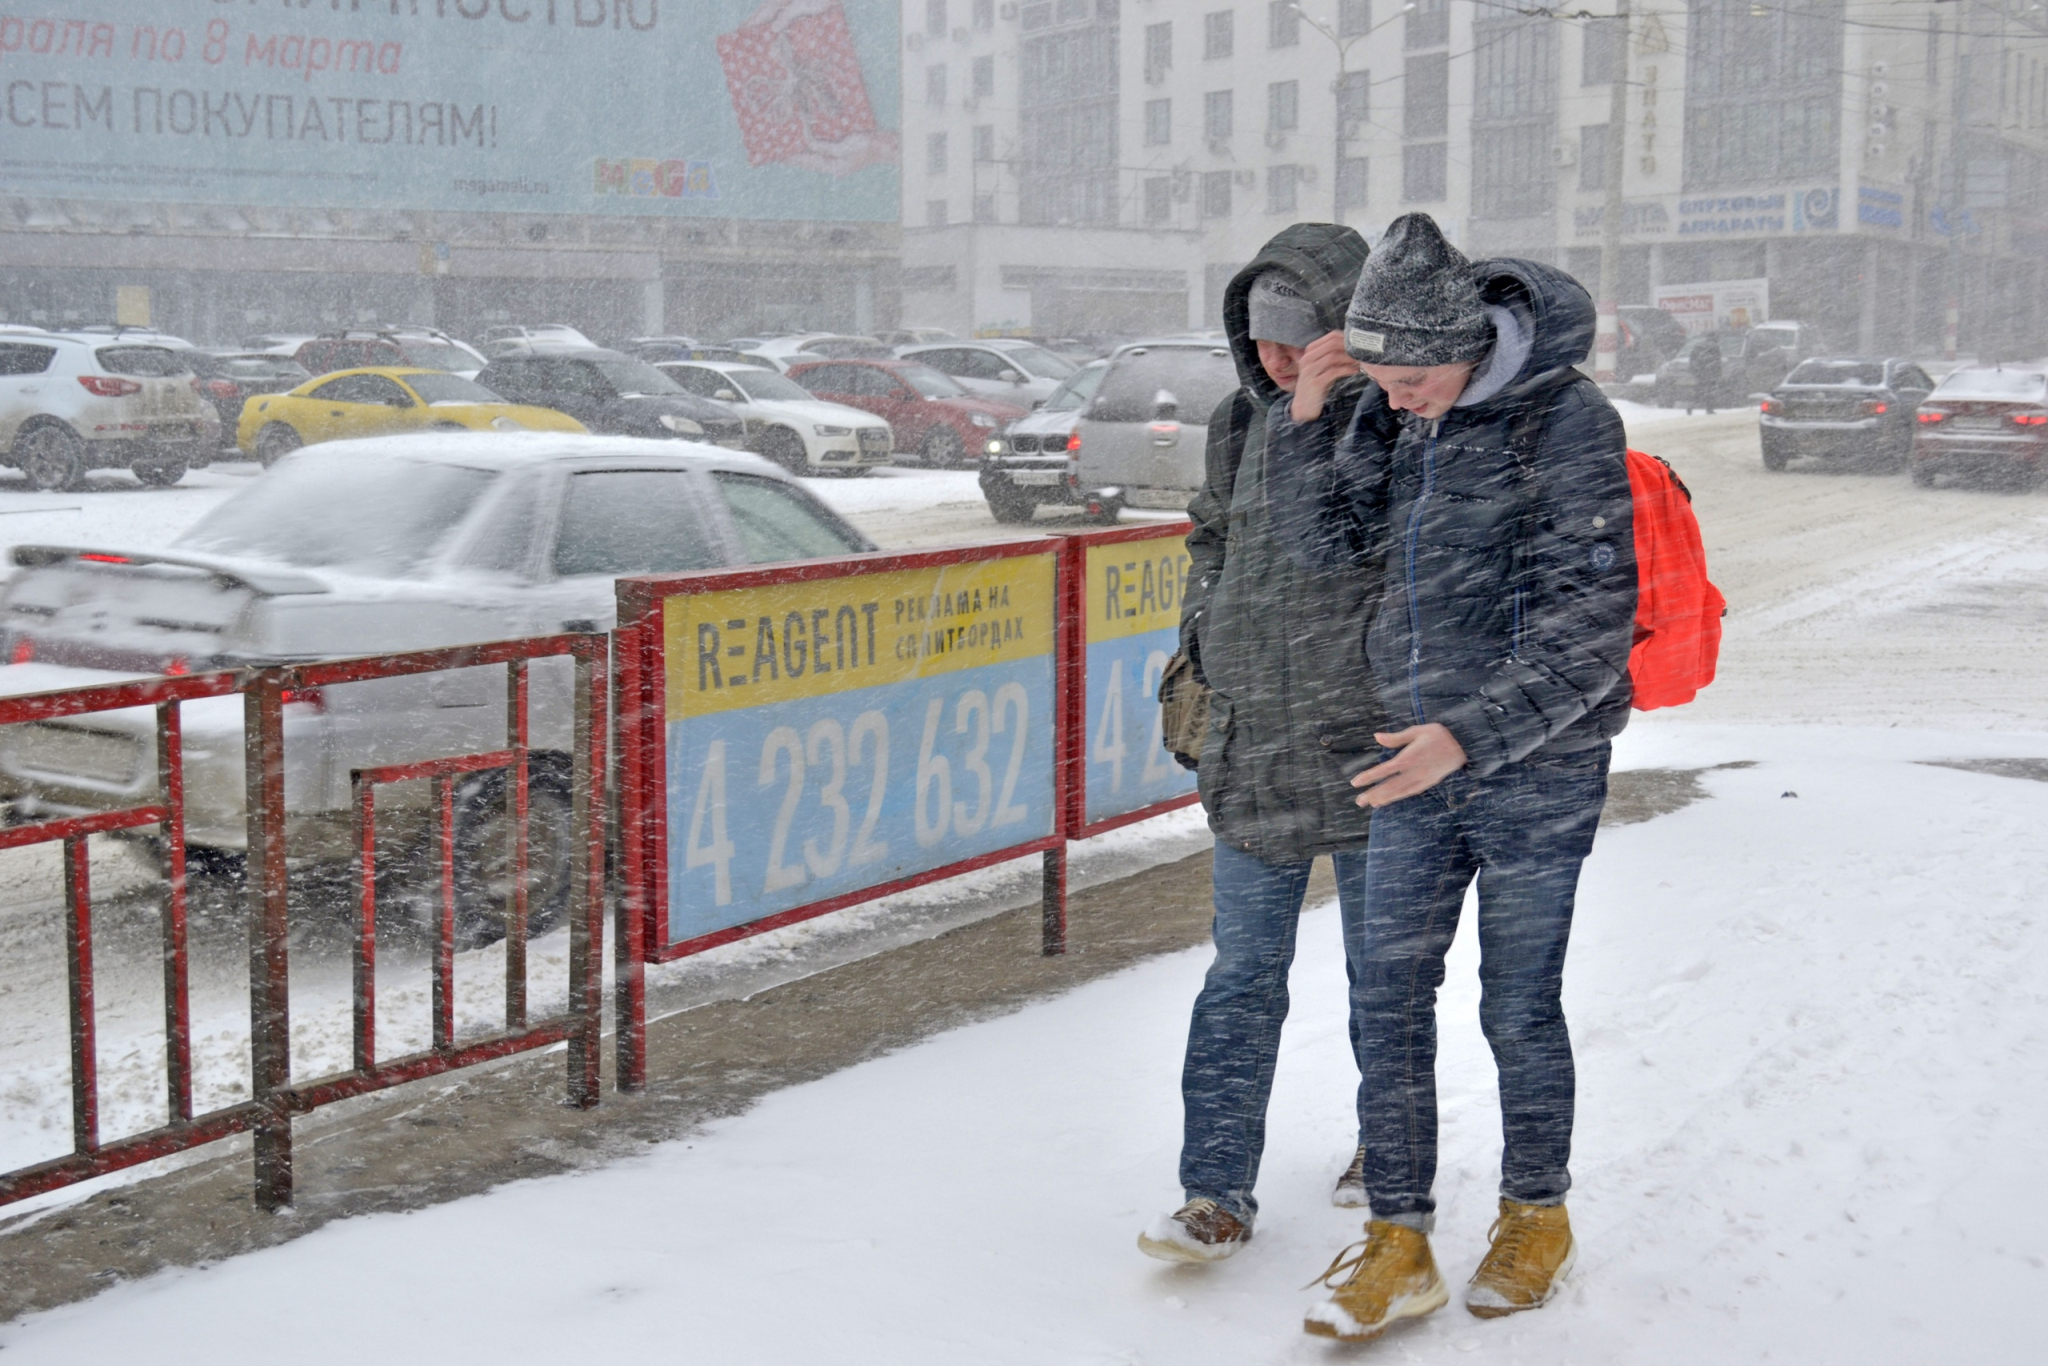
[78, 552, 132, 564]
[9, 637, 33, 665]
[203, 379, 240, 402]
[2010, 411, 2048, 427]
[280, 686, 325, 710]
[1861, 400, 1888, 416]
[1917, 410, 1948, 424]
[78, 375, 142, 398]
[1758, 398, 1774, 414]
[1065, 430, 1081, 453]
[163, 656, 190, 677]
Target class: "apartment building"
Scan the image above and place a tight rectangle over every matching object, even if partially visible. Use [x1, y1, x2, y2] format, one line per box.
[902, 0, 2048, 354]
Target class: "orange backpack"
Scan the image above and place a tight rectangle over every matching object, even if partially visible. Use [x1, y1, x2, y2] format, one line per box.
[1623, 449, 1723, 710]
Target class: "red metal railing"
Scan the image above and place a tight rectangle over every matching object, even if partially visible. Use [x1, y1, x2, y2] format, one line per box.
[0, 635, 607, 1213]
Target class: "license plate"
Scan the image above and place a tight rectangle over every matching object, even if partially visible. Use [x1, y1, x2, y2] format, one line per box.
[1953, 417, 2005, 432]
[1011, 471, 1064, 486]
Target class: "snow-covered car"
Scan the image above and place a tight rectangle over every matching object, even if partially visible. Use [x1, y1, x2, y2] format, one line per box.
[0, 330, 219, 489]
[979, 359, 1109, 523]
[0, 433, 876, 943]
[656, 361, 892, 473]
[295, 328, 489, 380]
[478, 324, 598, 358]
[1073, 340, 1239, 513]
[896, 339, 1078, 407]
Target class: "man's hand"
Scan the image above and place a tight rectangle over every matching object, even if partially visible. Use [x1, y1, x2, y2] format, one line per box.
[1351, 724, 1468, 807]
[1288, 331, 1363, 423]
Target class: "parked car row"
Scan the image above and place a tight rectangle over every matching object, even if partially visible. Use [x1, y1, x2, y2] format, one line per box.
[1759, 356, 2048, 488]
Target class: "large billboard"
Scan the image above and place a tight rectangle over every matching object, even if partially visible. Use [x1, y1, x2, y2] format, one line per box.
[0, 0, 899, 221]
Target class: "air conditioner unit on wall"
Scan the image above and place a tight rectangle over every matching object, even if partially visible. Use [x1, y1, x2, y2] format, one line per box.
[1553, 143, 1576, 167]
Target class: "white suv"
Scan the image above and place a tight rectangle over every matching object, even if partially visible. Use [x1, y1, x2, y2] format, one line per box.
[0, 331, 220, 489]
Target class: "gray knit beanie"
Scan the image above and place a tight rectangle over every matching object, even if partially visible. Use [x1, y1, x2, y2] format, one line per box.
[1247, 271, 1323, 347]
[1344, 213, 1492, 366]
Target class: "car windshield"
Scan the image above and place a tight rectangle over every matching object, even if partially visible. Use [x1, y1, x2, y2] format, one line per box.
[1931, 369, 2048, 402]
[404, 372, 506, 405]
[594, 357, 684, 396]
[997, 344, 1077, 379]
[725, 368, 815, 402]
[95, 346, 191, 377]
[395, 339, 479, 372]
[1786, 360, 1885, 386]
[898, 364, 967, 399]
[1041, 360, 1108, 412]
[176, 457, 499, 574]
[1091, 347, 1240, 423]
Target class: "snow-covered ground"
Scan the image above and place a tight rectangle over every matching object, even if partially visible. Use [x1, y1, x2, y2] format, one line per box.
[3, 721, 2043, 1363]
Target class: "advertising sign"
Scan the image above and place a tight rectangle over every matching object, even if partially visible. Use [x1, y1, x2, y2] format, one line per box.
[657, 550, 1058, 949]
[0, 0, 899, 221]
[1653, 278, 1770, 335]
[1078, 526, 1199, 832]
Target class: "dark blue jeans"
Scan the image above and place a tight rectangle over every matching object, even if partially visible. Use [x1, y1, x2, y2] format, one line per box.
[1180, 841, 1370, 1224]
[1347, 745, 1610, 1224]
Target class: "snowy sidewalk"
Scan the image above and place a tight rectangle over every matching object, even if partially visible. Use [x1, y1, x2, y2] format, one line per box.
[4, 721, 2045, 1363]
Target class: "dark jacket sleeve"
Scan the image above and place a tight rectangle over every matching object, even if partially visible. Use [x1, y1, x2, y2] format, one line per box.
[1434, 384, 1638, 775]
[1179, 390, 1250, 679]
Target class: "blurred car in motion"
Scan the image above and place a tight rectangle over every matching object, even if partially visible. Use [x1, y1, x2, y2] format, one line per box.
[1074, 340, 1240, 514]
[1758, 357, 1933, 472]
[0, 433, 877, 944]
[1909, 366, 2048, 488]
[979, 358, 1109, 523]
[236, 367, 584, 463]
[475, 350, 747, 449]
[182, 351, 311, 443]
[895, 338, 1078, 407]
[786, 358, 1027, 467]
[1655, 322, 1826, 408]
[1616, 305, 1689, 380]
[0, 330, 218, 489]
[657, 360, 891, 473]
[294, 328, 489, 379]
[478, 324, 598, 357]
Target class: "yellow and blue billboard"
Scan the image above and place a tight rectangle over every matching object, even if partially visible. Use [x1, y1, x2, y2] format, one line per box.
[660, 553, 1058, 946]
[1081, 533, 1199, 827]
[1, 0, 898, 221]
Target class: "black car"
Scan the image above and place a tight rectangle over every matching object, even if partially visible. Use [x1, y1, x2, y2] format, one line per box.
[1758, 357, 1934, 472]
[181, 350, 310, 445]
[475, 349, 747, 449]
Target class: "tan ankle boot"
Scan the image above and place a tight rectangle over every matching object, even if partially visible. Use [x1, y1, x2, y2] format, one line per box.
[1465, 1198, 1575, 1317]
[1302, 1220, 1448, 1342]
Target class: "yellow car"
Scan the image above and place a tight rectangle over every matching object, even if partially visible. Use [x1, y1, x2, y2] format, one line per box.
[237, 367, 584, 463]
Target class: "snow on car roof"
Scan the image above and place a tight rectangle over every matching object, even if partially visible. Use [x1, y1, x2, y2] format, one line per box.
[272, 429, 786, 476]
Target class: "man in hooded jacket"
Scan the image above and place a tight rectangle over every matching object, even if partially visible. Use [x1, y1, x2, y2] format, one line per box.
[1137, 223, 1403, 1264]
[1270, 214, 1636, 1341]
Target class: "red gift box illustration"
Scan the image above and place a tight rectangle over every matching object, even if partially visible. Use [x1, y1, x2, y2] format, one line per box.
[719, 0, 900, 177]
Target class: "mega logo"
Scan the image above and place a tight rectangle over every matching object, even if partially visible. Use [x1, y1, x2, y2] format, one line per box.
[593, 157, 719, 199]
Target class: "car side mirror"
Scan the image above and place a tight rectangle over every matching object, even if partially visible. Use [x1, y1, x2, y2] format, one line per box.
[714, 389, 740, 402]
[1001, 369, 1025, 383]
[1030, 399, 1046, 410]
[1153, 388, 1179, 421]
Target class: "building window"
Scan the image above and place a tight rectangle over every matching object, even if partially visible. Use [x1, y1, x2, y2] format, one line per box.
[974, 0, 994, 29]
[1339, 0, 1372, 37]
[1146, 21, 1172, 81]
[1407, 0, 1447, 48]
[927, 64, 948, 106]
[1267, 163, 1300, 212]
[1470, 15, 1558, 219]
[928, 131, 949, 175]
[1404, 52, 1447, 138]
[1269, 0, 1301, 47]
[1206, 89, 1235, 142]
[1338, 69, 1370, 131]
[973, 54, 995, 99]
[1268, 79, 1300, 133]
[1403, 142, 1446, 200]
[1579, 123, 1607, 191]
[1145, 176, 1174, 222]
[1018, 8, 1121, 226]
[1682, 0, 1844, 191]
[1146, 98, 1173, 145]
[927, 199, 949, 226]
[927, 0, 947, 38]
[975, 193, 997, 222]
[1581, 16, 1619, 85]
[974, 123, 996, 161]
[1339, 155, 1369, 209]
[1205, 9, 1234, 58]
[1202, 169, 1234, 216]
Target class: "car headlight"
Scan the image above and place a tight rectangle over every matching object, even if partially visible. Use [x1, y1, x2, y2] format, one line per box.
[490, 415, 523, 432]
[813, 424, 851, 436]
[970, 413, 997, 428]
[985, 439, 1005, 456]
[658, 414, 704, 435]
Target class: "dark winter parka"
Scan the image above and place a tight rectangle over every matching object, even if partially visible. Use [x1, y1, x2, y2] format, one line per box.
[1295, 258, 1637, 776]
[1179, 224, 1402, 861]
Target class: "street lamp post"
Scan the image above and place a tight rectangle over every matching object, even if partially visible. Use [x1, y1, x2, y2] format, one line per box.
[1291, 2, 1415, 223]
[1593, 0, 1631, 386]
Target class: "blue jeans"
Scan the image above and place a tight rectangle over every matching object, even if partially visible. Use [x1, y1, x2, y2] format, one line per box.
[1347, 745, 1610, 1224]
[1180, 841, 1370, 1224]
